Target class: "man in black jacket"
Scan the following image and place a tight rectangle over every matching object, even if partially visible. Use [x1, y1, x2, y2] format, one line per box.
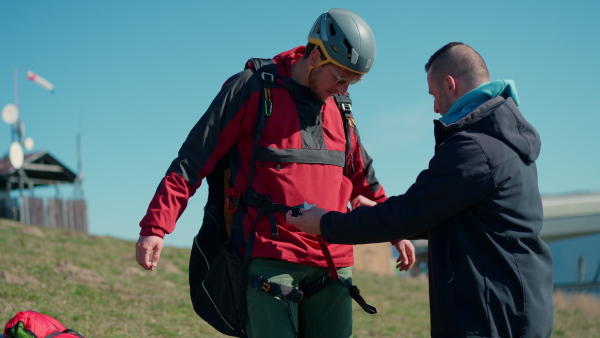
[287, 42, 554, 337]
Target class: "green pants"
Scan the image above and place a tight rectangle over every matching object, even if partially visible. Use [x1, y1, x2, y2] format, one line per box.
[245, 258, 353, 338]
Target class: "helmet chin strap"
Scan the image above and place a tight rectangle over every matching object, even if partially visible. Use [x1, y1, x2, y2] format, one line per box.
[307, 59, 330, 86]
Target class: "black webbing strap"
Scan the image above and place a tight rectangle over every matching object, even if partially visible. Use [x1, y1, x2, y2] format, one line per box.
[46, 329, 85, 338]
[333, 94, 355, 176]
[238, 200, 304, 304]
[243, 191, 294, 239]
[244, 192, 293, 215]
[344, 281, 377, 314]
[299, 271, 333, 297]
[245, 274, 304, 303]
[235, 58, 307, 304]
[244, 58, 278, 239]
[245, 58, 277, 193]
[46, 334, 64, 338]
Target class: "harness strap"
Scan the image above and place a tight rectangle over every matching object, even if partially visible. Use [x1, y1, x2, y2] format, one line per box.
[317, 236, 339, 280]
[45, 329, 85, 338]
[239, 190, 306, 303]
[299, 271, 333, 297]
[245, 192, 292, 214]
[315, 235, 377, 314]
[244, 191, 291, 239]
[246, 58, 276, 193]
[245, 274, 304, 303]
[346, 283, 377, 314]
[334, 93, 355, 176]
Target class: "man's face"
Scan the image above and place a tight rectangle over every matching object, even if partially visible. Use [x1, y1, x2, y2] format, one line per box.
[309, 63, 361, 102]
[427, 71, 453, 115]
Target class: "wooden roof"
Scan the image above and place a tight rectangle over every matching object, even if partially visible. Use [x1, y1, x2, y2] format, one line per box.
[0, 151, 77, 190]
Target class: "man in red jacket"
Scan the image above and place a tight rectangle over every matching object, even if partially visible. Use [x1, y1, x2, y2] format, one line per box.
[136, 8, 414, 337]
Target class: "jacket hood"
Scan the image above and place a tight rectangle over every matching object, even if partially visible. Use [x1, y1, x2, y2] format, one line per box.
[272, 46, 306, 78]
[434, 96, 541, 162]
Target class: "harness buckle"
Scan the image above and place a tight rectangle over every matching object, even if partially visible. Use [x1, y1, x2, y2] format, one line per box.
[290, 201, 317, 216]
[261, 72, 275, 82]
[226, 188, 242, 213]
[346, 117, 356, 127]
[340, 103, 352, 112]
[261, 281, 271, 292]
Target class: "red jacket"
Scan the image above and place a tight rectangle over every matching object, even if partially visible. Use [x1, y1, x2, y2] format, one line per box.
[140, 46, 386, 267]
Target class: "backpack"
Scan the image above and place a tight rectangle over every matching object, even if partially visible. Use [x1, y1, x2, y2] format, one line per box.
[188, 58, 375, 337]
[3, 311, 85, 338]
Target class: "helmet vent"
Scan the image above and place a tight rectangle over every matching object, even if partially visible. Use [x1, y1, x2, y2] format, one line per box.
[311, 19, 322, 35]
[343, 39, 353, 60]
[328, 19, 337, 37]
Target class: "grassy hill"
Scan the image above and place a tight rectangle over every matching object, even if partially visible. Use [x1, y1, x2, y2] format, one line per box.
[1, 220, 599, 337]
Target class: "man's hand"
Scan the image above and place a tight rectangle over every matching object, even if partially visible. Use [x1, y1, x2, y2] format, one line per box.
[285, 206, 327, 235]
[136, 235, 164, 271]
[393, 240, 416, 272]
[351, 195, 377, 209]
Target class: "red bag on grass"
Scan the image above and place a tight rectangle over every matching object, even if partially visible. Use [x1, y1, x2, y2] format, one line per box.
[3, 311, 85, 338]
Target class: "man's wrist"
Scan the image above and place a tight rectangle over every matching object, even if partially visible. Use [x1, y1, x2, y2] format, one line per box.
[139, 226, 166, 238]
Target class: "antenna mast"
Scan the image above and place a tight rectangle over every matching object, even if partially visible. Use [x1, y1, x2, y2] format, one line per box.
[73, 134, 85, 199]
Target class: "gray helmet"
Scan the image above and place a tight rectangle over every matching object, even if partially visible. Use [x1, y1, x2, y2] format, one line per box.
[307, 8, 376, 74]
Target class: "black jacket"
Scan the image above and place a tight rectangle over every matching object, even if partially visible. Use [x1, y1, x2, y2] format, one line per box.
[321, 96, 554, 337]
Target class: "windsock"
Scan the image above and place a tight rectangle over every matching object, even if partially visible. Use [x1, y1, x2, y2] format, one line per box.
[26, 70, 55, 92]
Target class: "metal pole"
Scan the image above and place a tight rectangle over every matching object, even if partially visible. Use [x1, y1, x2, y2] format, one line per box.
[578, 255, 585, 294]
[14, 68, 18, 108]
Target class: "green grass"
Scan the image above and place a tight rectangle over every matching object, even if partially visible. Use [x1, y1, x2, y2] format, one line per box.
[1, 220, 598, 337]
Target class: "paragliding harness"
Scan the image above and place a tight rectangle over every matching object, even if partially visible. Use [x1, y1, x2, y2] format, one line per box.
[189, 58, 376, 338]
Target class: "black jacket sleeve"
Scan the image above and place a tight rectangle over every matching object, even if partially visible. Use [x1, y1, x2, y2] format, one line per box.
[320, 134, 498, 244]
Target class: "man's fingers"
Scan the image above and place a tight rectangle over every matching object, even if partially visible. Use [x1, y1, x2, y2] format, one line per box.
[396, 256, 406, 271]
[285, 210, 296, 224]
[136, 249, 152, 270]
[136, 236, 163, 271]
[400, 249, 409, 266]
[151, 246, 162, 268]
[395, 246, 410, 271]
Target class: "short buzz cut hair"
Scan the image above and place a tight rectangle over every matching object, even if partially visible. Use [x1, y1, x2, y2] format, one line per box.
[425, 42, 490, 88]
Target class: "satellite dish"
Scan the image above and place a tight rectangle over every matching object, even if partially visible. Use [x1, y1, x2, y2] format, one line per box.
[2, 104, 19, 125]
[24, 137, 34, 150]
[9, 142, 24, 169]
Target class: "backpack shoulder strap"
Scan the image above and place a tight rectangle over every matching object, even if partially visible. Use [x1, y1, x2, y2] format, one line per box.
[333, 93, 355, 177]
[244, 57, 277, 191]
[232, 58, 279, 260]
[245, 58, 277, 89]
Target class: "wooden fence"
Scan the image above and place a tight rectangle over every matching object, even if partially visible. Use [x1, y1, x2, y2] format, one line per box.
[1, 197, 88, 233]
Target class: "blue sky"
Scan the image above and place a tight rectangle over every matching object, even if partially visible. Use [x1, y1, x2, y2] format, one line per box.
[1, 1, 599, 249]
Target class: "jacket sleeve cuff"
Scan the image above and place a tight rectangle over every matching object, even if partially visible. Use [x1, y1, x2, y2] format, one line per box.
[139, 226, 166, 238]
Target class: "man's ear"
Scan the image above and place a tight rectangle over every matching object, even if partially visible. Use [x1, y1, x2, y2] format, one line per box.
[309, 49, 323, 67]
[444, 75, 457, 97]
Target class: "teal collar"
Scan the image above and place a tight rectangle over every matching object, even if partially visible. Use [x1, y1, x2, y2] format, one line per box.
[440, 79, 519, 125]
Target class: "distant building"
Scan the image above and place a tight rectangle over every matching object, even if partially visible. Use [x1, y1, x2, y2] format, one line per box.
[0, 151, 88, 233]
[541, 192, 600, 242]
[542, 192, 600, 293]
